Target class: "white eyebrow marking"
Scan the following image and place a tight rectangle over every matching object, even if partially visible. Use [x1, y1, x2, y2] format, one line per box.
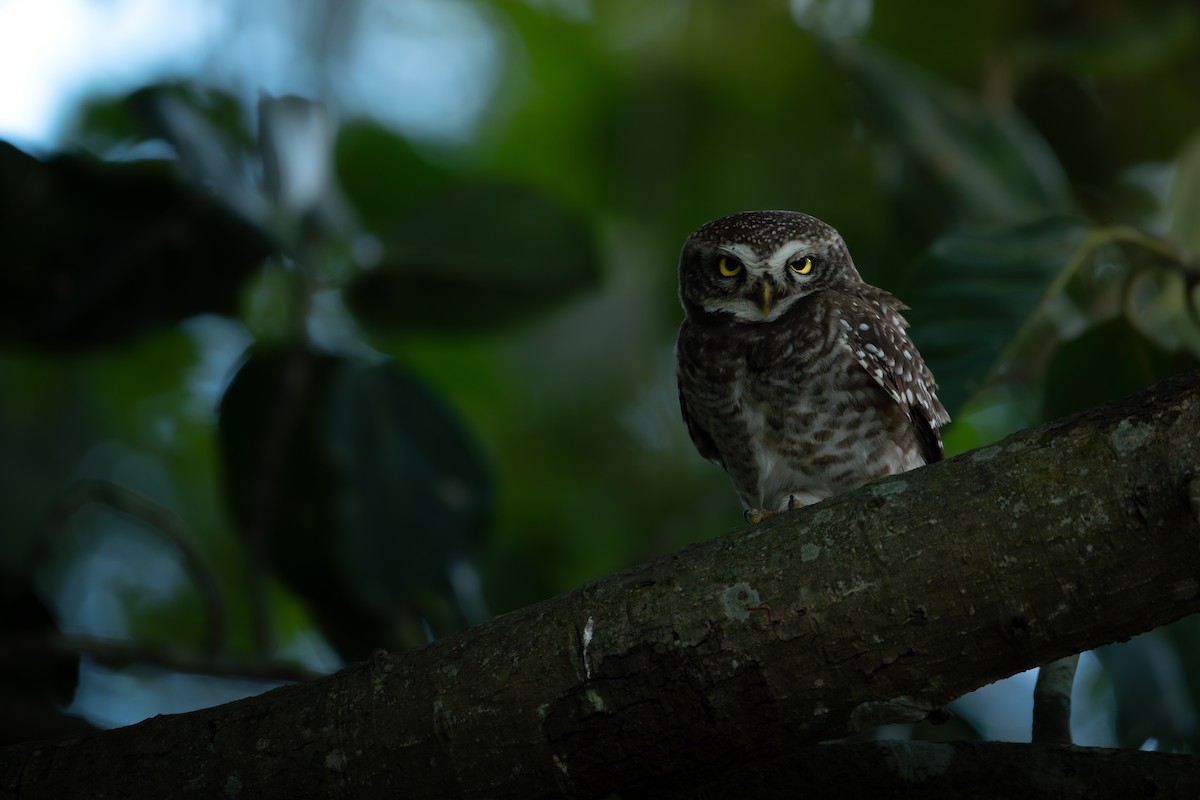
[720, 243, 760, 265]
[719, 243, 783, 280]
[767, 239, 823, 268]
[718, 236, 838, 279]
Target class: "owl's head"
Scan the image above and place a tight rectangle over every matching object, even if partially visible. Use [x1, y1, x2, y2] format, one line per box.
[678, 210, 863, 324]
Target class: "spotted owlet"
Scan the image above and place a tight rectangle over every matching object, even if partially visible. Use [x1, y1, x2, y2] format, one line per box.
[675, 210, 949, 523]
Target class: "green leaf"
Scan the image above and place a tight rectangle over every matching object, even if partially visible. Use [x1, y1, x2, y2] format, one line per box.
[217, 351, 344, 639]
[334, 120, 452, 235]
[70, 95, 143, 151]
[1041, 317, 1189, 421]
[839, 46, 1073, 226]
[905, 216, 1088, 414]
[218, 351, 493, 658]
[345, 182, 601, 335]
[1169, 132, 1200, 258]
[71, 83, 252, 157]
[1125, 264, 1200, 356]
[0, 142, 275, 349]
[326, 358, 493, 628]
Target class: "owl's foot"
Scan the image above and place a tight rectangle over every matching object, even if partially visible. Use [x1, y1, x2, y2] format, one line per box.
[745, 496, 806, 524]
[744, 508, 776, 524]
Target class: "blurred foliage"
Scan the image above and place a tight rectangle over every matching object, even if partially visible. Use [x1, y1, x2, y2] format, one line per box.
[0, 143, 273, 348]
[347, 181, 601, 336]
[0, 572, 93, 745]
[219, 350, 494, 658]
[0, 0, 1198, 753]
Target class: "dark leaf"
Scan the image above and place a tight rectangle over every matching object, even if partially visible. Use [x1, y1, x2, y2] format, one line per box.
[218, 350, 345, 640]
[839, 45, 1073, 227]
[125, 83, 255, 159]
[1022, 4, 1199, 78]
[328, 359, 493, 626]
[1161, 616, 1200, 753]
[0, 571, 79, 710]
[345, 182, 601, 335]
[906, 216, 1088, 415]
[1096, 628, 1198, 752]
[0, 142, 275, 349]
[218, 350, 492, 658]
[124, 85, 264, 219]
[334, 120, 453, 235]
[1041, 317, 1193, 420]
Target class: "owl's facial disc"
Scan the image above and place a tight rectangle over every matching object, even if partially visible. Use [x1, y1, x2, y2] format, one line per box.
[680, 211, 865, 324]
[709, 240, 821, 323]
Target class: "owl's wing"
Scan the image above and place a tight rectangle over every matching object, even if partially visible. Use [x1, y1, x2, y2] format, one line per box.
[675, 332, 726, 469]
[677, 378, 725, 468]
[837, 289, 950, 462]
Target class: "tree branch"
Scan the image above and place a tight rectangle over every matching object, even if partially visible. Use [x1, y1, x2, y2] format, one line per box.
[3, 372, 1199, 798]
[1032, 654, 1079, 744]
[662, 741, 1200, 799]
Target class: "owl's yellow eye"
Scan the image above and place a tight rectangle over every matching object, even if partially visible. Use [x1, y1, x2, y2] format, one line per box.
[791, 257, 814, 275]
[718, 257, 742, 277]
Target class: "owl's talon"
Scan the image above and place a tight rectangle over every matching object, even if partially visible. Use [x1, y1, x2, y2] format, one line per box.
[744, 508, 777, 524]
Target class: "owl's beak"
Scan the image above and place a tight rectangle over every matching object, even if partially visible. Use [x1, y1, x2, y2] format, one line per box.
[758, 280, 773, 318]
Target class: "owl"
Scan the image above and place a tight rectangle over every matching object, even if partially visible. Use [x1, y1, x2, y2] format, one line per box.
[675, 211, 949, 523]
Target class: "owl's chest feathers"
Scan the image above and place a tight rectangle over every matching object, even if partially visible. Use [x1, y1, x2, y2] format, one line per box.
[682, 303, 912, 508]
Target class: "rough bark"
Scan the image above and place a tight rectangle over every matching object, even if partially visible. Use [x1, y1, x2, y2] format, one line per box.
[3, 372, 1200, 798]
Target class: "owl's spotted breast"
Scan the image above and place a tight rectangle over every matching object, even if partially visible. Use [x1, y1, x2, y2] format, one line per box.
[675, 210, 949, 520]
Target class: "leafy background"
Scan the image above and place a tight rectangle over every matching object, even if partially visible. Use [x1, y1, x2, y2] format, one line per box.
[2, 0, 1198, 753]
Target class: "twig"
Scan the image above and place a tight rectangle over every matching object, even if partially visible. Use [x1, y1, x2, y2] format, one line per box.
[1032, 654, 1079, 744]
[31, 479, 229, 655]
[0, 633, 323, 684]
